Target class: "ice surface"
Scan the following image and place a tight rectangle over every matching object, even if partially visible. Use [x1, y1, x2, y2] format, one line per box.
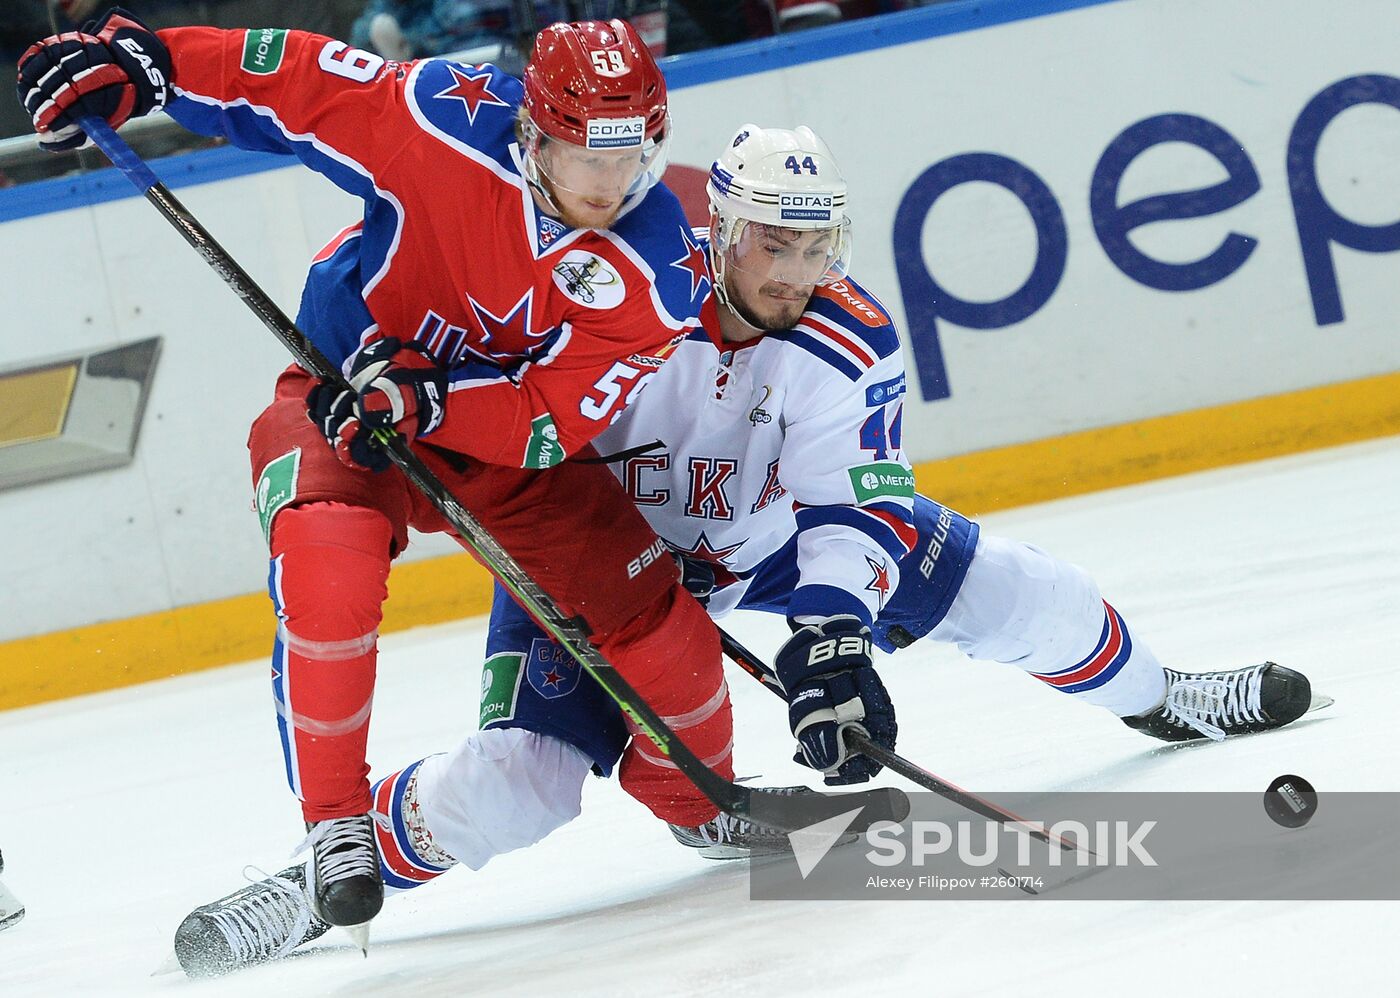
[2, 437, 1396, 995]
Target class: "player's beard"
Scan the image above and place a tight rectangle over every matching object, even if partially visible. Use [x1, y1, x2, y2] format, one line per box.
[557, 196, 624, 230]
[732, 282, 812, 332]
[542, 171, 629, 230]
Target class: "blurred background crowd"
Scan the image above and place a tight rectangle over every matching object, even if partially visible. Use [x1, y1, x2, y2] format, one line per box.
[0, 0, 954, 181]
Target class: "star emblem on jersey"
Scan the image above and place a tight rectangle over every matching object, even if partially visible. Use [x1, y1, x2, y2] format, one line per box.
[679, 531, 746, 566]
[865, 555, 891, 609]
[433, 65, 510, 126]
[462, 289, 544, 361]
[670, 226, 710, 302]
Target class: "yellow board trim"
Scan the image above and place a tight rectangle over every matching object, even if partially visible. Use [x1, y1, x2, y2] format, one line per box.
[4, 369, 1399, 710]
[0, 362, 80, 448]
[920, 368, 1400, 514]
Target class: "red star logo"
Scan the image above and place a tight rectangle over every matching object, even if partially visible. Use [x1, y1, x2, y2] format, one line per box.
[676, 532, 746, 589]
[541, 668, 565, 689]
[679, 531, 745, 565]
[434, 65, 510, 126]
[865, 555, 891, 608]
[462, 290, 541, 361]
[670, 227, 710, 302]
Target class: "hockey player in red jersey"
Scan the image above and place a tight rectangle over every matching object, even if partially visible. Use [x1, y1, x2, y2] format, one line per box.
[18, 10, 735, 933]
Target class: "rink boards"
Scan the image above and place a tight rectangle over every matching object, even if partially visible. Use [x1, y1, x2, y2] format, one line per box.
[2, 0, 1398, 706]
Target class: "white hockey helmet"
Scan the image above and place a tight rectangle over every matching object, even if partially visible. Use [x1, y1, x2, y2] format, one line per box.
[706, 124, 852, 308]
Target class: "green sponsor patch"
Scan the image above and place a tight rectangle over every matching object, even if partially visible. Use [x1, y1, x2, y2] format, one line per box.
[523, 413, 563, 469]
[479, 652, 525, 728]
[848, 462, 915, 503]
[241, 28, 288, 75]
[255, 448, 300, 542]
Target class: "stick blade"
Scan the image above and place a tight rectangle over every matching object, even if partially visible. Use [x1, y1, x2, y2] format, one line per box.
[746, 784, 909, 834]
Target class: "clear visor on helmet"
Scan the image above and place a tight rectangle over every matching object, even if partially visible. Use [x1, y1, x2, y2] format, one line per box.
[527, 116, 671, 207]
[714, 216, 852, 289]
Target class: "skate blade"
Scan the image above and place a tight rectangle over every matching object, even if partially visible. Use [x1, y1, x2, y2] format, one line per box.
[341, 921, 371, 956]
[1307, 691, 1335, 713]
[151, 951, 184, 976]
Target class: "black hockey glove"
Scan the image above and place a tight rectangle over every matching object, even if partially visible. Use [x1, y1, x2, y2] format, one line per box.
[305, 338, 446, 473]
[306, 378, 382, 472]
[774, 614, 896, 786]
[671, 551, 716, 606]
[17, 8, 172, 153]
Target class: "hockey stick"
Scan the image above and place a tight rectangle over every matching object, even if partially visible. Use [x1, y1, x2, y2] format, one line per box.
[716, 627, 1094, 863]
[75, 116, 907, 834]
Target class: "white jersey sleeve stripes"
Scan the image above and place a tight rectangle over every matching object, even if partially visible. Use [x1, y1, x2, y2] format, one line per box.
[589, 278, 916, 627]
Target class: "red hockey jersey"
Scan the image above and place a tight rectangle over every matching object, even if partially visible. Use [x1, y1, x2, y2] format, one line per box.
[161, 27, 710, 468]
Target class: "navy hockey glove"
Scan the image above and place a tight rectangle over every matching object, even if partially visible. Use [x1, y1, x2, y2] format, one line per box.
[16, 8, 171, 153]
[671, 551, 716, 606]
[305, 378, 384, 472]
[774, 614, 896, 786]
[350, 337, 446, 437]
[305, 338, 446, 473]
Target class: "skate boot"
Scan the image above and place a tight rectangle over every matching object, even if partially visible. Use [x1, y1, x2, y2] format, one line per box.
[0, 849, 24, 931]
[1124, 662, 1319, 742]
[669, 786, 852, 859]
[173, 865, 330, 978]
[302, 813, 384, 928]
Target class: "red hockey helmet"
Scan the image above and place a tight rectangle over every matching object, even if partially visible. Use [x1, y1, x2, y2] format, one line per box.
[523, 19, 668, 147]
[520, 20, 671, 225]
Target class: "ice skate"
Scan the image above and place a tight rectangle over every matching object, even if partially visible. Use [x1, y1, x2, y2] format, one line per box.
[173, 865, 330, 978]
[301, 813, 384, 930]
[1124, 662, 1328, 742]
[669, 786, 848, 859]
[0, 849, 24, 931]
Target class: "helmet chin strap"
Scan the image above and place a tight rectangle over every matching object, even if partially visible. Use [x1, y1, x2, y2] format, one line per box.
[725, 296, 767, 336]
[527, 174, 561, 216]
[515, 117, 563, 218]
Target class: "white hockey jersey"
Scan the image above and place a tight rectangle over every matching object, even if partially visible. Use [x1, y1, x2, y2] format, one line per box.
[590, 259, 916, 626]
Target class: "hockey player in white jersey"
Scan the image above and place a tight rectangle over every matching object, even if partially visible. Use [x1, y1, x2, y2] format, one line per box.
[171, 125, 1322, 976]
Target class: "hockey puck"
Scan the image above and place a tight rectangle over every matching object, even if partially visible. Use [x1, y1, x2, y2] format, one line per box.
[1263, 774, 1317, 828]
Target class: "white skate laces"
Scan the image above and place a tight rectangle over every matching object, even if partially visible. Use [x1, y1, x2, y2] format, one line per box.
[669, 786, 820, 858]
[209, 867, 316, 966]
[1159, 666, 1267, 741]
[293, 812, 388, 884]
[693, 810, 755, 848]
